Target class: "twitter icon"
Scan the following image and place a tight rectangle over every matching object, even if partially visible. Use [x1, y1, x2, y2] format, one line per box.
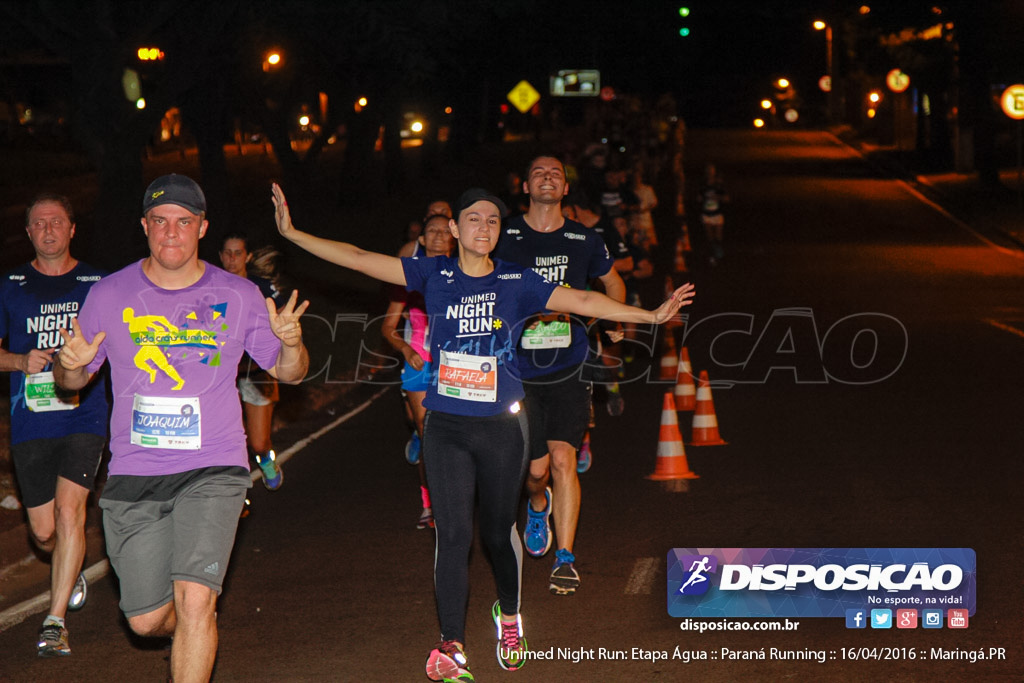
[870, 609, 892, 629]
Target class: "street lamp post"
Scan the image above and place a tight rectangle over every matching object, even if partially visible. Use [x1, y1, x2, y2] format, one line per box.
[814, 20, 834, 122]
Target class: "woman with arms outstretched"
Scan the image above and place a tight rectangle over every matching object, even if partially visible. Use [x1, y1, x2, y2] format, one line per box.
[271, 184, 694, 682]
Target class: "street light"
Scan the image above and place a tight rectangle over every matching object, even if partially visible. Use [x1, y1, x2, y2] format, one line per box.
[814, 20, 834, 121]
[263, 50, 282, 72]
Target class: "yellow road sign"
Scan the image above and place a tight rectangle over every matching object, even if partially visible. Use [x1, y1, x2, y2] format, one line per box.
[508, 80, 540, 114]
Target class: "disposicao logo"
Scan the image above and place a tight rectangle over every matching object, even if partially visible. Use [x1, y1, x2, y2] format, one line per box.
[667, 548, 976, 619]
[676, 555, 718, 596]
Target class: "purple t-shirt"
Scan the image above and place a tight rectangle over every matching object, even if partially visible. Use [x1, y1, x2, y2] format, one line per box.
[78, 260, 281, 476]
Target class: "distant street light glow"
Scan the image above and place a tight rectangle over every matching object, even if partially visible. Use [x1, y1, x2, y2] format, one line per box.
[761, 99, 772, 110]
[298, 115, 310, 126]
[813, 20, 826, 31]
[754, 118, 765, 128]
[869, 91, 881, 103]
[777, 78, 790, 89]
[136, 98, 146, 110]
[268, 53, 281, 65]
[410, 121, 424, 133]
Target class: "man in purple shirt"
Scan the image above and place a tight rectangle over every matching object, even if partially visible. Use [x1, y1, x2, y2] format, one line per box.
[55, 174, 309, 683]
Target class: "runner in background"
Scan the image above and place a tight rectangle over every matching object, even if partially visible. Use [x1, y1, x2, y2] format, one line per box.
[380, 214, 454, 529]
[219, 233, 284, 490]
[0, 193, 108, 657]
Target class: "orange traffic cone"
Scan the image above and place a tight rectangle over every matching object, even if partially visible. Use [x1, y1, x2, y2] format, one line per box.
[659, 330, 679, 380]
[648, 392, 699, 480]
[689, 370, 727, 446]
[673, 347, 696, 411]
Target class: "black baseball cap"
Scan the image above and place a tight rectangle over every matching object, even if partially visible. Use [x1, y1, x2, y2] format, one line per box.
[142, 174, 207, 215]
[455, 188, 507, 219]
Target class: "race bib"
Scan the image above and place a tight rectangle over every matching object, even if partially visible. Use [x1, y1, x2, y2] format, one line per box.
[25, 371, 79, 412]
[130, 394, 201, 450]
[521, 315, 572, 349]
[438, 350, 497, 403]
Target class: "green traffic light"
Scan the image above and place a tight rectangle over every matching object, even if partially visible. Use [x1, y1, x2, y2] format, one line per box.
[679, 7, 690, 17]
[679, 27, 690, 37]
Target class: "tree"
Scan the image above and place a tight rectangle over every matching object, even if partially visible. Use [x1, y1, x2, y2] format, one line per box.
[0, 0, 242, 268]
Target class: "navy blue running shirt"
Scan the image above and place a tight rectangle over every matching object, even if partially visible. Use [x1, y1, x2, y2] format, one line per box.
[0, 262, 108, 444]
[401, 255, 557, 417]
[493, 215, 615, 378]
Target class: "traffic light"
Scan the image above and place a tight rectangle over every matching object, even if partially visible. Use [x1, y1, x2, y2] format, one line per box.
[678, 7, 691, 36]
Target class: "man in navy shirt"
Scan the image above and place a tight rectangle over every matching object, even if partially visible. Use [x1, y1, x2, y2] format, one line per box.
[0, 193, 108, 657]
[494, 155, 627, 596]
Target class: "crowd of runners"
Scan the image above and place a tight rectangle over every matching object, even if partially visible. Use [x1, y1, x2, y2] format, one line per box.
[1, 129, 716, 680]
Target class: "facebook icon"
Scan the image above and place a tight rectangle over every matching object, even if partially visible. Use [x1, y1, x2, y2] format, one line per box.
[846, 609, 867, 629]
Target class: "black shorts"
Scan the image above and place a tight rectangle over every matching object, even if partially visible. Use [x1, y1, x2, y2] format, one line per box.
[523, 372, 592, 460]
[11, 433, 106, 508]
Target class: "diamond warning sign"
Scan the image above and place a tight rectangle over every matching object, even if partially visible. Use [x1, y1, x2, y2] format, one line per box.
[507, 80, 540, 114]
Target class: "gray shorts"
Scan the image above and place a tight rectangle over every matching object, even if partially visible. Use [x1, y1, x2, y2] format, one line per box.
[98, 469, 250, 618]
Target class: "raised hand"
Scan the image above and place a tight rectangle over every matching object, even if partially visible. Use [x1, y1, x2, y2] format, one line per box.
[267, 289, 310, 347]
[650, 283, 696, 325]
[57, 318, 106, 371]
[271, 183, 296, 240]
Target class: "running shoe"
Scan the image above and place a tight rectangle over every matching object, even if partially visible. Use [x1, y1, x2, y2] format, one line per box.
[67, 571, 87, 611]
[523, 487, 553, 557]
[405, 432, 422, 465]
[576, 436, 592, 474]
[37, 623, 70, 657]
[255, 450, 283, 490]
[606, 390, 625, 417]
[417, 507, 435, 530]
[549, 549, 581, 596]
[425, 640, 474, 682]
[491, 601, 528, 671]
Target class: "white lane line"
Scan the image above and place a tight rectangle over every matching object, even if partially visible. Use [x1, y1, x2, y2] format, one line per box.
[983, 318, 1024, 340]
[828, 132, 1024, 260]
[249, 386, 391, 483]
[0, 387, 391, 633]
[625, 557, 659, 595]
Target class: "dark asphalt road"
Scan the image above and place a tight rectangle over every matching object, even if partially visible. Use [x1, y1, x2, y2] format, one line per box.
[2, 129, 1022, 682]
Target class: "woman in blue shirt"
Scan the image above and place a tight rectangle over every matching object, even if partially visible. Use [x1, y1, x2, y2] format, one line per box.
[271, 184, 694, 682]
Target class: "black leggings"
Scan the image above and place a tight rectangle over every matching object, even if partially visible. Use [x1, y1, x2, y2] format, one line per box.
[423, 407, 529, 643]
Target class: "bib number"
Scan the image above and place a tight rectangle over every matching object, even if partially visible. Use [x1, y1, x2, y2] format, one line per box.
[26, 371, 79, 412]
[437, 350, 497, 403]
[521, 315, 572, 349]
[131, 394, 201, 450]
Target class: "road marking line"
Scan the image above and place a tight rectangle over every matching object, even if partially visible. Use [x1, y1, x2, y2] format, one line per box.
[983, 318, 1024, 340]
[829, 133, 1024, 260]
[625, 557, 659, 595]
[0, 387, 392, 633]
[249, 386, 391, 483]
